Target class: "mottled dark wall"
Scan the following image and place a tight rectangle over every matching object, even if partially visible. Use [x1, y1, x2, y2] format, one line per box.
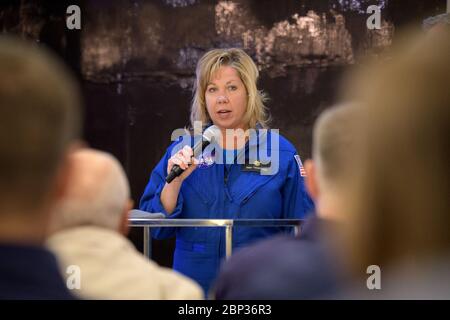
[1, 0, 446, 267]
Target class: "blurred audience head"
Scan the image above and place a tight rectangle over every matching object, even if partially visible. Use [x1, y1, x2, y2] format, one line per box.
[0, 36, 81, 241]
[49, 149, 133, 236]
[341, 28, 450, 280]
[304, 103, 360, 221]
[422, 12, 449, 33]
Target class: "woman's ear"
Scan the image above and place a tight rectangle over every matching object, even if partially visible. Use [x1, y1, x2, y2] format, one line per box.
[304, 159, 319, 202]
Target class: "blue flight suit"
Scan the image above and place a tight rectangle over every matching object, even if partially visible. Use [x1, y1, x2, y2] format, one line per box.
[139, 129, 314, 293]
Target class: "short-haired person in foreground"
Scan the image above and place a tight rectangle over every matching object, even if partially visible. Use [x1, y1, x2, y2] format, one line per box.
[340, 28, 450, 299]
[47, 149, 203, 300]
[212, 104, 358, 299]
[0, 37, 81, 299]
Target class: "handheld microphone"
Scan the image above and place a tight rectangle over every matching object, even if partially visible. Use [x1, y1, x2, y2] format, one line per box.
[166, 125, 220, 183]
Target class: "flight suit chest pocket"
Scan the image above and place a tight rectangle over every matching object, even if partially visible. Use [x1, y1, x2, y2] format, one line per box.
[181, 166, 217, 208]
[236, 171, 280, 205]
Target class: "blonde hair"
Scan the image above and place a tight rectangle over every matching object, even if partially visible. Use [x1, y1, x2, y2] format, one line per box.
[340, 29, 450, 274]
[190, 48, 269, 129]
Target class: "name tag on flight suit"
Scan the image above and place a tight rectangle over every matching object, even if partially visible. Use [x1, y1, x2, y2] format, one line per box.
[241, 160, 271, 174]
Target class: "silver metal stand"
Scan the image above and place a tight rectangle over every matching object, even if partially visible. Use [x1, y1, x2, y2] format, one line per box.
[129, 210, 303, 259]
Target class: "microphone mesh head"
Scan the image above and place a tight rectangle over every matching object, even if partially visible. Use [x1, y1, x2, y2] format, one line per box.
[203, 125, 221, 142]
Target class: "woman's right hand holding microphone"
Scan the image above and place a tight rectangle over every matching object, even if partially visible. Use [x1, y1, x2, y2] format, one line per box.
[167, 145, 199, 183]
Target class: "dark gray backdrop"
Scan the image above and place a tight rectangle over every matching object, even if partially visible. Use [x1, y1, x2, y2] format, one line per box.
[1, 0, 445, 267]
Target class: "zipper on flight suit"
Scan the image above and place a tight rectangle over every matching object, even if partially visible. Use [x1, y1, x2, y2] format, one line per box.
[224, 166, 229, 184]
[224, 165, 233, 202]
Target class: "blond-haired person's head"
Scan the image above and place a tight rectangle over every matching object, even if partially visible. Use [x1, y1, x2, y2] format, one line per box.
[190, 48, 269, 132]
[341, 29, 450, 282]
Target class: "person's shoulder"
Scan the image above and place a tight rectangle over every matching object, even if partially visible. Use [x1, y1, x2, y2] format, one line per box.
[224, 235, 300, 270]
[278, 134, 298, 153]
[265, 130, 297, 154]
[216, 235, 322, 287]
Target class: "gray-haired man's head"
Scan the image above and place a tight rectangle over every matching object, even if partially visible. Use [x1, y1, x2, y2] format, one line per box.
[50, 149, 133, 235]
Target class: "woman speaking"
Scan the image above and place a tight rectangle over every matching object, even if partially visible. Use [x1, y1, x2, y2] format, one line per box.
[139, 48, 314, 294]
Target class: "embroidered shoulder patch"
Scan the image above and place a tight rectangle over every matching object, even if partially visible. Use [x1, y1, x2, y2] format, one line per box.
[294, 155, 307, 177]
